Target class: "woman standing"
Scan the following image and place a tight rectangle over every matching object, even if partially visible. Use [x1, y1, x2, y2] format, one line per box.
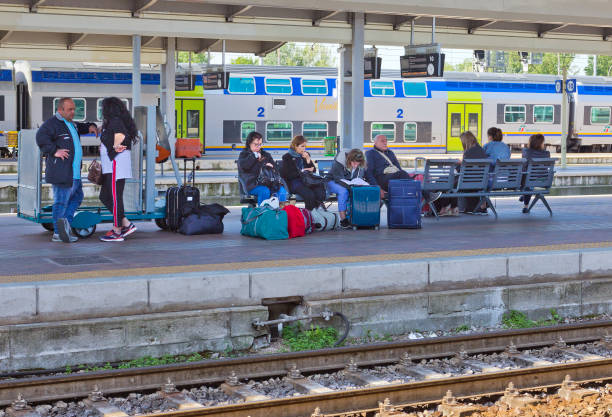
[280, 135, 326, 211]
[98, 97, 138, 242]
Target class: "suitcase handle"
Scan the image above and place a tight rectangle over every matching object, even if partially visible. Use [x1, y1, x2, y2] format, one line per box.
[183, 158, 197, 187]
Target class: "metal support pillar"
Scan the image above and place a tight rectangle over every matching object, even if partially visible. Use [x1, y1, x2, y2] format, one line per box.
[132, 35, 141, 111]
[350, 12, 365, 150]
[337, 45, 352, 152]
[561, 68, 568, 169]
[161, 37, 181, 185]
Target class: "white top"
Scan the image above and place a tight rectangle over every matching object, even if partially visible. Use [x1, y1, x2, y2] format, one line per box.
[100, 143, 132, 180]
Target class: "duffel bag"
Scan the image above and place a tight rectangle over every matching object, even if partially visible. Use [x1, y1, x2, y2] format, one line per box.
[241, 206, 289, 240]
[311, 207, 339, 232]
[300, 207, 313, 234]
[179, 212, 224, 235]
[283, 204, 306, 238]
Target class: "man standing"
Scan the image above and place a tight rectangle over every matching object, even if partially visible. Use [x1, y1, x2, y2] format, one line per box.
[36, 98, 98, 243]
[365, 134, 415, 198]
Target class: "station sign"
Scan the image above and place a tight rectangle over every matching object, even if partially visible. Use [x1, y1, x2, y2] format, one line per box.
[364, 56, 382, 79]
[202, 69, 230, 90]
[400, 53, 445, 78]
[175, 74, 196, 91]
[555, 79, 577, 94]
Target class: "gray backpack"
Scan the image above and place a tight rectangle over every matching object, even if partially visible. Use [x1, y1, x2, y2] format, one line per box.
[310, 207, 339, 231]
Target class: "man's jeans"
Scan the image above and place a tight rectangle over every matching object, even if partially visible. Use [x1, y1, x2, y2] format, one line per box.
[52, 179, 83, 234]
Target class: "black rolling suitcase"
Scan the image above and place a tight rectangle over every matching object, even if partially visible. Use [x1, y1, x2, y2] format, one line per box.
[166, 158, 200, 232]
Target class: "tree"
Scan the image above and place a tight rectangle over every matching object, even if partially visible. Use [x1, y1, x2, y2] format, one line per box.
[445, 58, 473, 72]
[502, 51, 575, 75]
[585, 55, 612, 76]
[231, 56, 259, 65]
[262, 43, 336, 67]
[177, 51, 208, 64]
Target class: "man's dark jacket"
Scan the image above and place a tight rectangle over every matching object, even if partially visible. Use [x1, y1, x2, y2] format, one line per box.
[36, 115, 96, 187]
[365, 147, 403, 186]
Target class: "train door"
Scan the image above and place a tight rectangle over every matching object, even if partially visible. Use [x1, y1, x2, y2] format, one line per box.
[446, 103, 483, 152]
[175, 98, 205, 152]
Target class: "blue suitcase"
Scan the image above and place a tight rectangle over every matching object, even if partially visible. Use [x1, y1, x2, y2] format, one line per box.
[387, 179, 422, 229]
[348, 185, 381, 230]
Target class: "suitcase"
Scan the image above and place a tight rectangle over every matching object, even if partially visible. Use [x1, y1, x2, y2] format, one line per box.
[387, 179, 422, 229]
[175, 138, 202, 158]
[348, 185, 381, 229]
[165, 158, 200, 232]
[283, 204, 306, 238]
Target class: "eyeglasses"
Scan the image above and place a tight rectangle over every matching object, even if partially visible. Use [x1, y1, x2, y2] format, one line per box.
[252, 142, 262, 147]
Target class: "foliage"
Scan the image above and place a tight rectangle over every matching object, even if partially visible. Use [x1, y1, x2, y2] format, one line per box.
[445, 58, 473, 72]
[69, 353, 205, 373]
[454, 324, 470, 332]
[177, 51, 208, 64]
[502, 309, 562, 329]
[281, 323, 339, 351]
[504, 52, 576, 75]
[263, 43, 336, 67]
[231, 56, 260, 65]
[585, 55, 612, 76]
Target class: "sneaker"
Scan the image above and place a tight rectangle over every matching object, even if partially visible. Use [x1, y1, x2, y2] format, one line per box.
[472, 207, 488, 215]
[451, 207, 460, 216]
[120, 223, 137, 238]
[522, 207, 529, 214]
[57, 218, 72, 243]
[340, 218, 351, 229]
[100, 230, 124, 242]
[51, 234, 62, 242]
[518, 196, 524, 202]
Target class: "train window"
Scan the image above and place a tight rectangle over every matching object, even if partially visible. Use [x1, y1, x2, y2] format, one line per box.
[228, 77, 256, 94]
[186, 110, 200, 138]
[302, 122, 327, 141]
[403, 123, 417, 142]
[371, 123, 395, 142]
[301, 79, 328, 95]
[468, 113, 479, 137]
[370, 81, 395, 97]
[403, 82, 427, 97]
[96, 98, 129, 121]
[53, 97, 86, 121]
[241, 121, 256, 142]
[266, 122, 293, 141]
[504, 105, 526, 123]
[265, 78, 292, 95]
[591, 107, 611, 124]
[533, 105, 554, 123]
[450, 113, 461, 137]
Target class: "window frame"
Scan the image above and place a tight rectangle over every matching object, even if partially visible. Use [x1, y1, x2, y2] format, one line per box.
[240, 121, 256, 143]
[370, 80, 395, 97]
[264, 77, 293, 95]
[370, 122, 396, 142]
[53, 97, 87, 122]
[503, 104, 526, 124]
[301, 121, 328, 142]
[533, 104, 554, 124]
[591, 106, 611, 125]
[403, 122, 418, 142]
[402, 81, 428, 97]
[227, 76, 256, 95]
[301, 79, 328, 95]
[265, 121, 293, 142]
[96, 98, 129, 122]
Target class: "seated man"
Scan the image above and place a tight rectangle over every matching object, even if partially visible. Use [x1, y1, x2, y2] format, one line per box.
[365, 134, 414, 198]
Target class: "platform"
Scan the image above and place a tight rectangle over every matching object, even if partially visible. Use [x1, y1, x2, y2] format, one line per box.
[1, 195, 612, 372]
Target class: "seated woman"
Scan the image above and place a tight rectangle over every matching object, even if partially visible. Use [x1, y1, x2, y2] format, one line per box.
[280, 135, 326, 211]
[483, 127, 510, 166]
[325, 148, 368, 228]
[434, 130, 488, 216]
[237, 131, 287, 205]
[520, 133, 550, 213]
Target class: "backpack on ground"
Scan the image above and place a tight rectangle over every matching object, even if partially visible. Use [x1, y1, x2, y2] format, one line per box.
[179, 203, 230, 235]
[300, 207, 313, 234]
[240, 206, 289, 240]
[311, 207, 339, 231]
[387, 179, 422, 229]
[166, 158, 200, 232]
[283, 204, 306, 238]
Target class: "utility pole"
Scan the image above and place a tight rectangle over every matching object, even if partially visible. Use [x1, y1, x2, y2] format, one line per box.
[593, 55, 597, 76]
[561, 68, 567, 169]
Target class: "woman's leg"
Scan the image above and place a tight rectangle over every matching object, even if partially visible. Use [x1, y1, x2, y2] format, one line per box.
[326, 181, 349, 219]
[291, 182, 317, 210]
[276, 186, 288, 203]
[114, 179, 126, 231]
[99, 173, 113, 213]
[249, 185, 271, 205]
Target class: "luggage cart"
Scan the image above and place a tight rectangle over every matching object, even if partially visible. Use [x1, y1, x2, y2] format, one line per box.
[17, 105, 176, 237]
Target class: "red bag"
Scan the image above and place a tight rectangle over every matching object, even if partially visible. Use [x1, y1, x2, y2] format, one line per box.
[299, 208, 313, 234]
[283, 205, 306, 238]
[175, 138, 202, 158]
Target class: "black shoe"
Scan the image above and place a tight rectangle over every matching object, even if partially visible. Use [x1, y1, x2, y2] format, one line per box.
[518, 196, 524, 202]
[340, 218, 351, 229]
[522, 207, 529, 214]
[472, 207, 488, 215]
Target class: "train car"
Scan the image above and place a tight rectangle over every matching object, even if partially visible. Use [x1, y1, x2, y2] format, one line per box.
[10, 62, 612, 156]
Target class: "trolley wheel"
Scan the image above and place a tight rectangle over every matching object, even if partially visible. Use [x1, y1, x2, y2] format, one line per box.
[155, 217, 169, 230]
[41, 222, 54, 232]
[375, 226, 379, 230]
[72, 225, 96, 239]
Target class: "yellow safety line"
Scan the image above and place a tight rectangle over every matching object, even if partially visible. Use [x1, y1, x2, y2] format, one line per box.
[2, 241, 612, 284]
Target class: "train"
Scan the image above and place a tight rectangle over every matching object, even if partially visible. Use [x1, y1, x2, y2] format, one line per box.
[1, 61, 612, 157]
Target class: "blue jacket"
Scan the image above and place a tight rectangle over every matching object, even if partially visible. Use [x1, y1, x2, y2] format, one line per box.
[484, 141, 511, 164]
[365, 147, 403, 186]
[36, 115, 96, 187]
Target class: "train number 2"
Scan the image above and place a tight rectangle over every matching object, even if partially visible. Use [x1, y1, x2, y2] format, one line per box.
[257, 107, 265, 117]
[396, 109, 403, 119]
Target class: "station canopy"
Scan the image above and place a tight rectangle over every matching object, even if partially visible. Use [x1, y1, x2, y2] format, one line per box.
[0, 0, 610, 62]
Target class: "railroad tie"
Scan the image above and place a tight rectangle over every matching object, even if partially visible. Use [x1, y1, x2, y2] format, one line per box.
[219, 372, 271, 402]
[399, 353, 448, 380]
[452, 349, 503, 373]
[557, 375, 599, 401]
[497, 382, 542, 409]
[83, 386, 128, 417]
[437, 390, 484, 417]
[504, 343, 553, 367]
[4, 394, 41, 417]
[158, 379, 205, 410]
[340, 358, 390, 387]
[285, 365, 333, 395]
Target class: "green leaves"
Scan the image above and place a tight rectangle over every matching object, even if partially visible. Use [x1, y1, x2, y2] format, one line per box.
[282, 324, 339, 352]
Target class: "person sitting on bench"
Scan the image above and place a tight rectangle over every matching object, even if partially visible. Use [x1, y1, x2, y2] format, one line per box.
[365, 134, 415, 199]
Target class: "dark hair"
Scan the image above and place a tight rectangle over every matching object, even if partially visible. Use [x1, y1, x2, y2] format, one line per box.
[346, 148, 366, 168]
[528, 134, 545, 150]
[245, 131, 263, 149]
[290, 135, 306, 150]
[487, 127, 503, 142]
[101, 97, 138, 143]
[460, 131, 478, 151]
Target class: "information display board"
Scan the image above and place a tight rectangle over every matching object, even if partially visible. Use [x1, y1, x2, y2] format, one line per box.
[175, 74, 196, 91]
[202, 70, 230, 90]
[400, 53, 445, 78]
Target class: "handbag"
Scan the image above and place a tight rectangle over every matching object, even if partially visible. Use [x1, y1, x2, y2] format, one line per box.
[377, 150, 400, 175]
[87, 159, 103, 185]
[257, 165, 283, 192]
[300, 171, 326, 187]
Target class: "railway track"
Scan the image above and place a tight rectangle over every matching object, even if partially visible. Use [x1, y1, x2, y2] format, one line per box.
[2, 319, 612, 417]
